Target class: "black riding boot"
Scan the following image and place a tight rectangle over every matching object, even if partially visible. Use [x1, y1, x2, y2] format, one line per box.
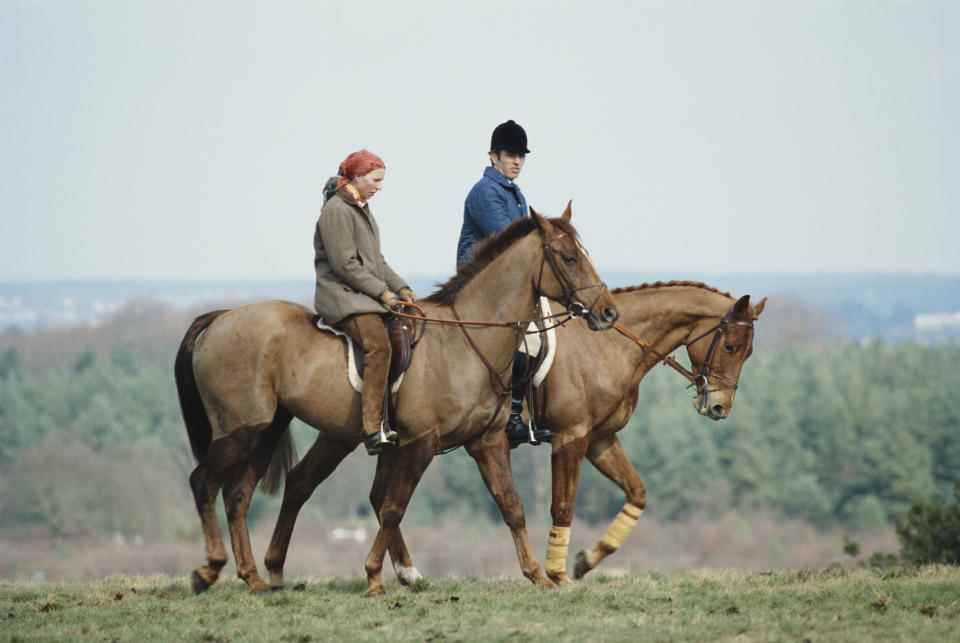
[505, 352, 552, 449]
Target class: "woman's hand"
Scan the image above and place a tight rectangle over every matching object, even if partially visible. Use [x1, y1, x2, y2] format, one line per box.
[399, 287, 416, 303]
[380, 289, 401, 308]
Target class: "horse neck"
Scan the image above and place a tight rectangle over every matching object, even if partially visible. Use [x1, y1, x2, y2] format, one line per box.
[615, 286, 734, 359]
[444, 233, 543, 368]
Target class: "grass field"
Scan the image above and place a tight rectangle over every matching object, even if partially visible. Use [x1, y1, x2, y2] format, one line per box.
[2, 566, 959, 642]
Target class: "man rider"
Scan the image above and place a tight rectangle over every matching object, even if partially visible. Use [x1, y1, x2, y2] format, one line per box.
[456, 120, 551, 449]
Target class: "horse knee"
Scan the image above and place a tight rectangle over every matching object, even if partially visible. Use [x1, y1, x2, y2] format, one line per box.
[379, 502, 404, 528]
[493, 492, 526, 529]
[551, 500, 574, 526]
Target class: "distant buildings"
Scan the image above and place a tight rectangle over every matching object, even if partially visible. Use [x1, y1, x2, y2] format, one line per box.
[914, 311, 960, 332]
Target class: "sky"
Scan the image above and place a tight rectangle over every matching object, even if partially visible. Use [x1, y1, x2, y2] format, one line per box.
[1, 0, 956, 281]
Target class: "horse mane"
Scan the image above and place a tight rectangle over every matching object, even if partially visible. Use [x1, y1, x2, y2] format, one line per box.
[612, 280, 734, 300]
[424, 216, 579, 305]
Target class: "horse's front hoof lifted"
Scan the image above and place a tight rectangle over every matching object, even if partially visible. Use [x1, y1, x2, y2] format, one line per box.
[191, 570, 211, 595]
[573, 550, 592, 580]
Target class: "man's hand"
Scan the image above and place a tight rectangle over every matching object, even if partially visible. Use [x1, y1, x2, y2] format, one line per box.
[380, 289, 400, 309]
[399, 287, 416, 303]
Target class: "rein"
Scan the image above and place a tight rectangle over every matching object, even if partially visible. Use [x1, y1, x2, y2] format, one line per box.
[614, 314, 755, 412]
[386, 237, 605, 453]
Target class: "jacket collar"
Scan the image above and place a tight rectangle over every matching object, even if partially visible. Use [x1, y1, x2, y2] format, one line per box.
[337, 184, 367, 208]
[483, 165, 517, 189]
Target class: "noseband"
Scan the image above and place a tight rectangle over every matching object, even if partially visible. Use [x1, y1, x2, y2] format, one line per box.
[684, 314, 755, 413]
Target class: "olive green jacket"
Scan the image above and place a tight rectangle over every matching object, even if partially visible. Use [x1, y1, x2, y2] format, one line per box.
[313, 189, 409, 324]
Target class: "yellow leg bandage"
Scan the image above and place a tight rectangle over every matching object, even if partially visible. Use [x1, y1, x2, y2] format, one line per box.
[544, 526, 571, 575]
[599, 503, 642, 551]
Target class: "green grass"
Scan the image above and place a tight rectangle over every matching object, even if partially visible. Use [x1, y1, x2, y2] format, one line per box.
[2, 567, 959, 642]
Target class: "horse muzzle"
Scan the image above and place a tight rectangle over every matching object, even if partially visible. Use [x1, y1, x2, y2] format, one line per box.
[583, 303, 618, 331]
[693, 394, 729, 421]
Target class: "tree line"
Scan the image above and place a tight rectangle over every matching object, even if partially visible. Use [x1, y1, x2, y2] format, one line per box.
[1, 317, 957, 538]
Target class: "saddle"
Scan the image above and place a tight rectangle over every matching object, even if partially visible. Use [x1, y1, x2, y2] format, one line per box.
[313, 312, 417, 396]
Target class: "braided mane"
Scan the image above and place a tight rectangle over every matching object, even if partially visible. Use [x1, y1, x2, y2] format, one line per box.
[612, 280, 734, 299]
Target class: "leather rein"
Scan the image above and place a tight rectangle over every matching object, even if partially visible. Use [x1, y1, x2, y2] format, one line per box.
[387, 240, 606, 449]
[614, 314, 755, 413]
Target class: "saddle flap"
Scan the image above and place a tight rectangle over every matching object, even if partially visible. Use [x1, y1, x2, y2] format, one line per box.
[386, 314, 414, 385]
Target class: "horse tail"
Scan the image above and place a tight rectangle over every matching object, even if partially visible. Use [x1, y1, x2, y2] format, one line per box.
[175, 309, 228, 463]
[260, 408, 297, 495]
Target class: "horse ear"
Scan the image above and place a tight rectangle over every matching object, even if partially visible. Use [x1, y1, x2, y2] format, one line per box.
[732, 294, 751, 319]
[561, 200, 572, 222]
[752, 297, 767, 319]
[531, 208, 555, 236]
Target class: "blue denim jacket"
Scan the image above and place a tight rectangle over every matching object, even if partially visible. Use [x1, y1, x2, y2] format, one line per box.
[456, 166, 528, 268]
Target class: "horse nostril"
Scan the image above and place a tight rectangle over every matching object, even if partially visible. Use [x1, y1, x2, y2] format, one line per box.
[711, 404, 726, 418]
[602, 307, 618, 323]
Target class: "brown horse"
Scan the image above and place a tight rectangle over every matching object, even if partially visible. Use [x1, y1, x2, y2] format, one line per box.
[532, 282, 765, 583]
[174, 207, 618, 594]
[267, 280, 766, 590]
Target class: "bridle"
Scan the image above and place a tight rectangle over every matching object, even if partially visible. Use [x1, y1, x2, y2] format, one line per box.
[538, 237, 607, 320]
[613, 312, 755, 415]
[683, 313, 755, 414]
[388, 230, 611, 451]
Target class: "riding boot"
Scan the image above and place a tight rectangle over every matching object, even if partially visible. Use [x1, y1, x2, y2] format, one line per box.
[505, 352, 552, 448]
[338, 314, 398, 456]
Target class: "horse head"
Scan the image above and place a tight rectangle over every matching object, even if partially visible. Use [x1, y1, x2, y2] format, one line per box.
[684, 294, 766, 420]
[530, 202, 619, 331]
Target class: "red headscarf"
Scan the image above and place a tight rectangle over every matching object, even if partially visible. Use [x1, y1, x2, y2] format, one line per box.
[336, 149, 386, 190]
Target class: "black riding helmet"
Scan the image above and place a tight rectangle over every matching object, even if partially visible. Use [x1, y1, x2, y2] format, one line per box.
[490, 120, 530, 155]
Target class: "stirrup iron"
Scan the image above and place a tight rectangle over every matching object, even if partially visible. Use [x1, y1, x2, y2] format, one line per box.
[364, 423, 398, 456]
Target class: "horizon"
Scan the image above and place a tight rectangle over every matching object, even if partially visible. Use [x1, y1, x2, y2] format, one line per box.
[3, 269, 960, 286]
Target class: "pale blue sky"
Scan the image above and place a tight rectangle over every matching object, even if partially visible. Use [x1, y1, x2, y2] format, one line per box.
[1, 0, 956, 280]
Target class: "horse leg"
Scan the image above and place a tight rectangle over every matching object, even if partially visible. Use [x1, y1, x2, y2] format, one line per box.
[219, 423, 283, 593]
[188, 463, 227, 593]
[263, 434, 355, 588]
[369, 454, 422, 586]
[364, 433, 435, 595]
[465, 430, 552, 588]
[573, 435, 646, 580]
[544, 431, 590, 585]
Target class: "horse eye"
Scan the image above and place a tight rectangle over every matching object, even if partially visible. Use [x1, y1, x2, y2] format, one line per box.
[724, 343, 736, 354]
[563, 255, 577, 265]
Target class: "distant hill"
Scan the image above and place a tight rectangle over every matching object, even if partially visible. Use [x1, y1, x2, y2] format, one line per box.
[2, 273, 959, 342]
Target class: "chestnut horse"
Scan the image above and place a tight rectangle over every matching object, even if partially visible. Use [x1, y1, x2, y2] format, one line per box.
[266, 281, 765, 590]
[531, 282, 765, 583]
[174, 208, 618, 594]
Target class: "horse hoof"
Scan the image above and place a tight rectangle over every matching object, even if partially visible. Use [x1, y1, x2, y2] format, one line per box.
[573, 550, 591, 580]
[533, 575, 556, 589]
[249, 580, 272, 594]
[191, 570, 211, 595]
[548, 574, 571, 587]
[396, 566, 423, 587]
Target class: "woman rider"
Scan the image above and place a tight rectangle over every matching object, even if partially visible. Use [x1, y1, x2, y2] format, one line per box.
[314, 149, 415, 455]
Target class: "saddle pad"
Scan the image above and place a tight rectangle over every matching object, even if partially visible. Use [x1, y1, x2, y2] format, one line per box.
[315, 319, 404, 394]
[532, 297, 558, 388]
